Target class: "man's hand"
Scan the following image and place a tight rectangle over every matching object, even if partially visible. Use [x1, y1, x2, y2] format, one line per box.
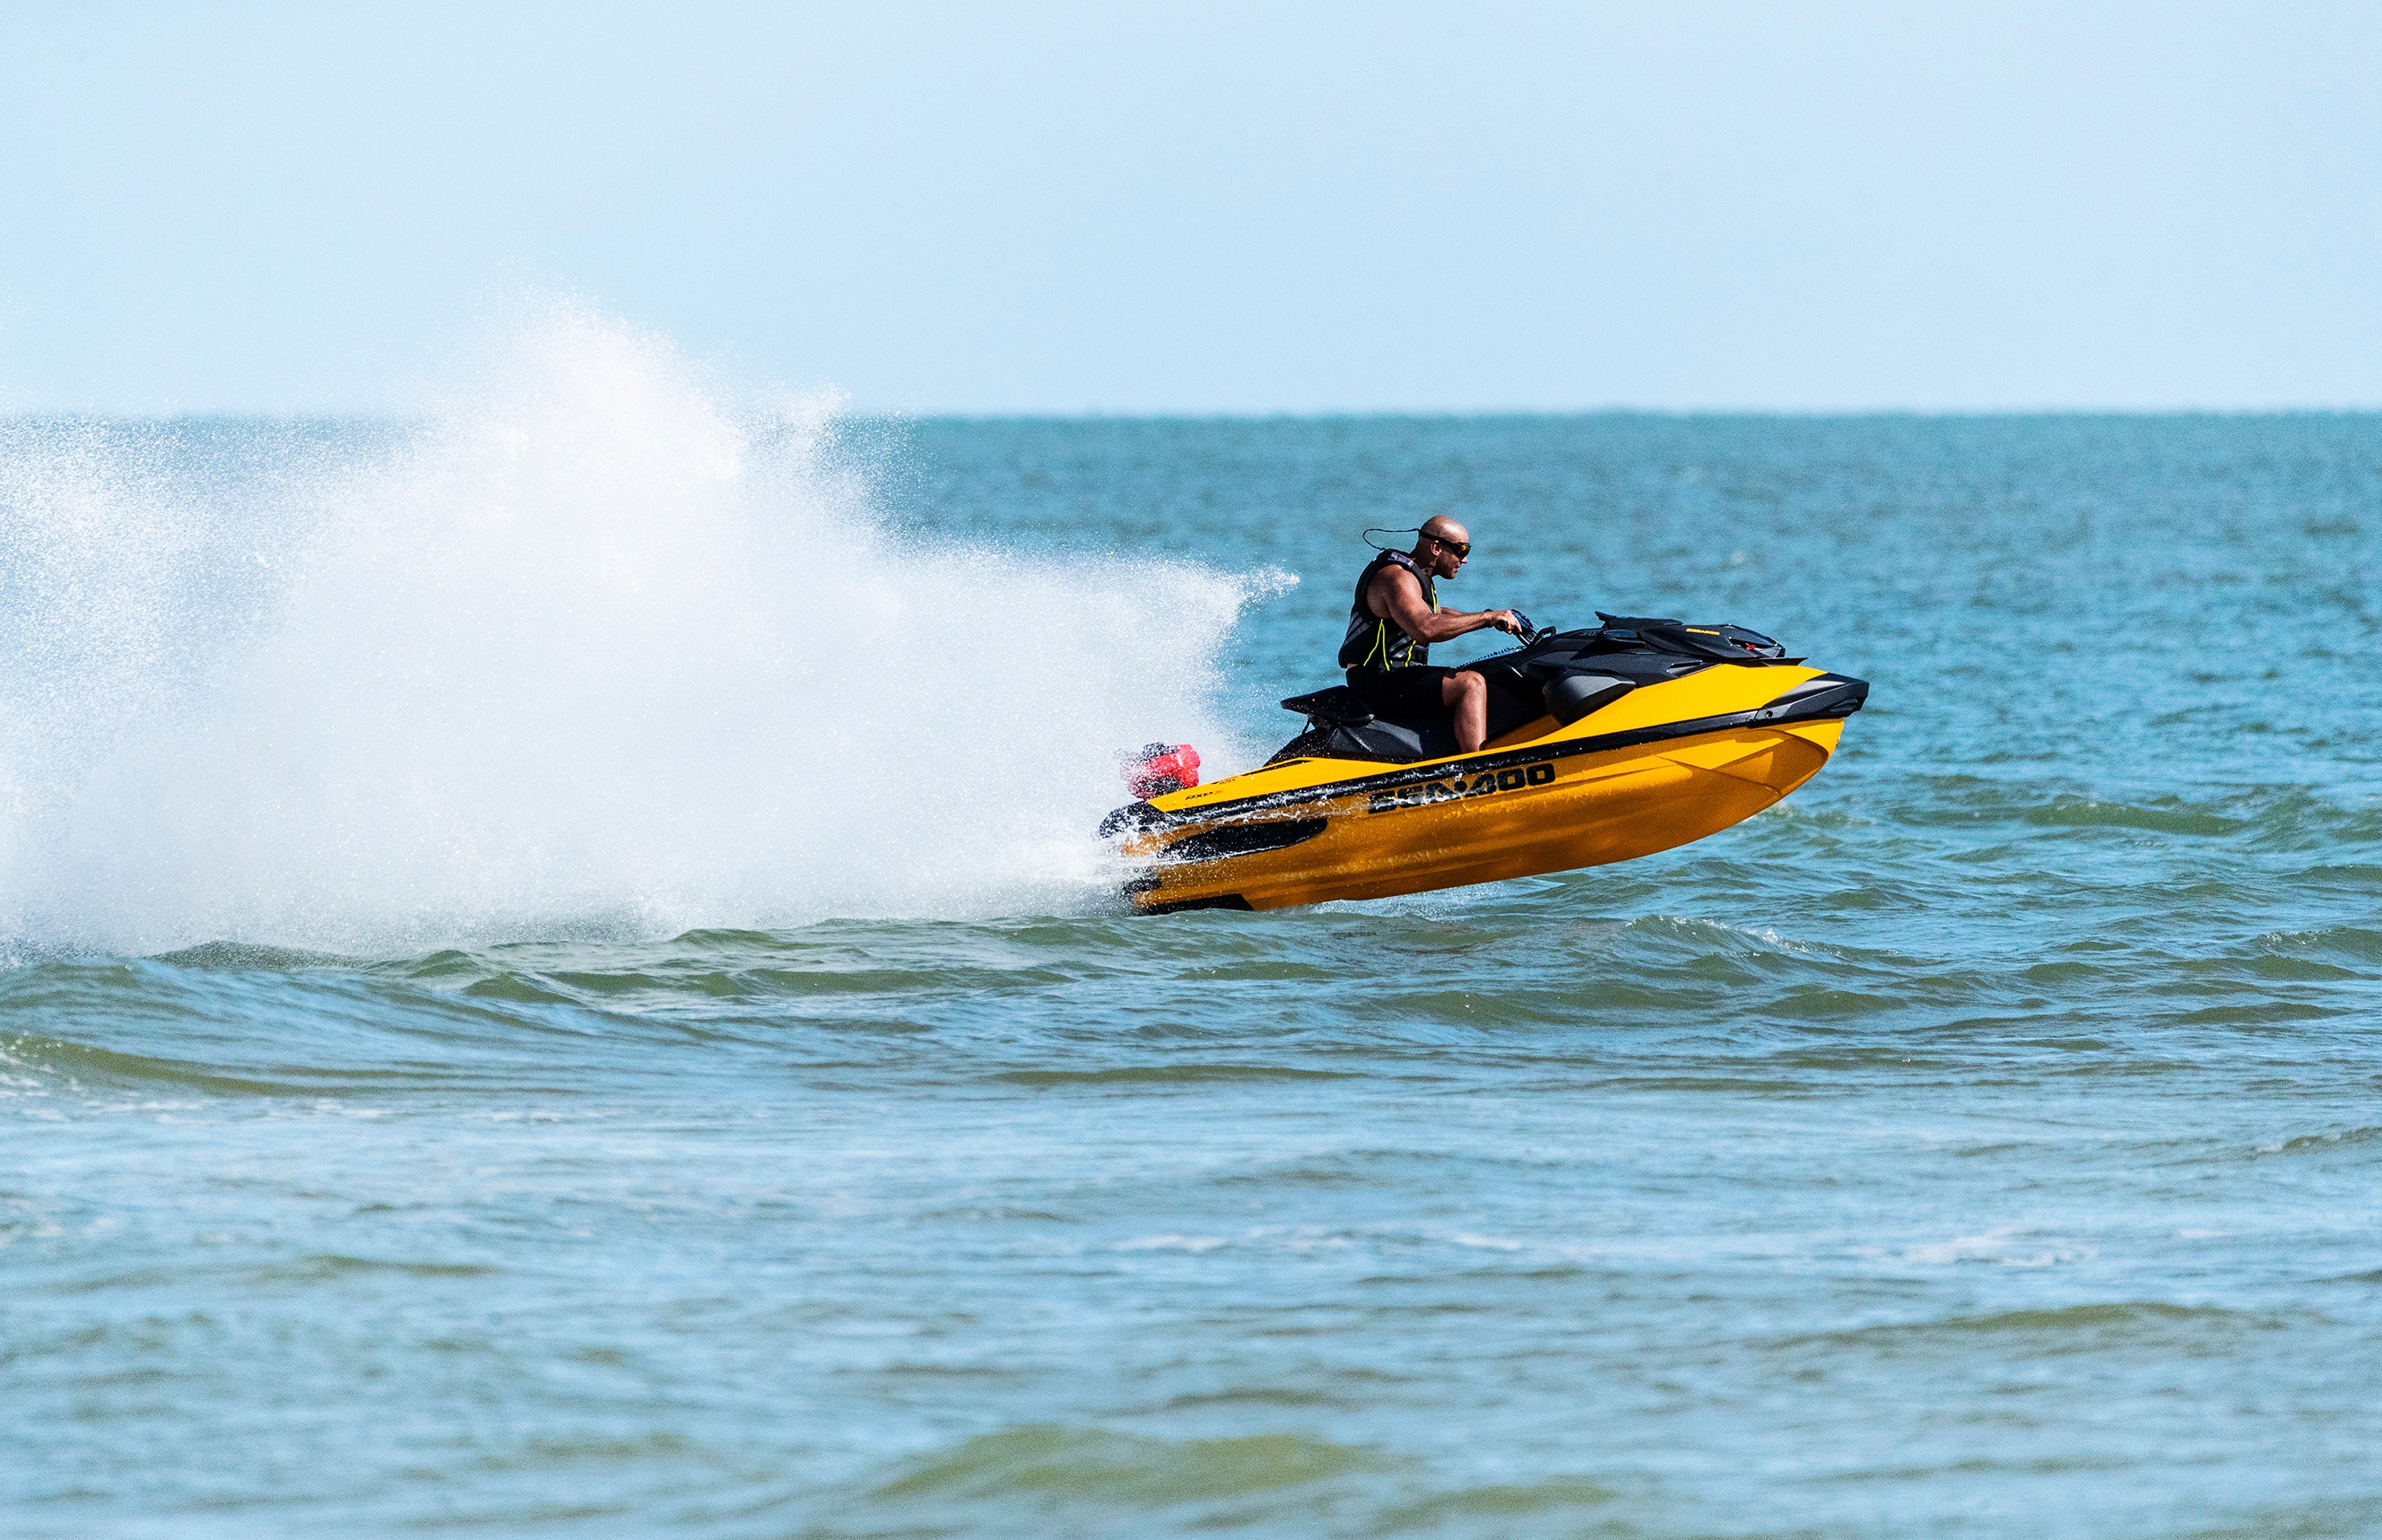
[1486, 610, 1524, 635]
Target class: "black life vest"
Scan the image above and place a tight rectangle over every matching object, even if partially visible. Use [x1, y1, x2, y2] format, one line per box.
[1338, 550, 1438, 671]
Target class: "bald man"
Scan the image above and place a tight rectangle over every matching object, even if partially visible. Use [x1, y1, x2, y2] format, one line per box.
[1336, 516, 1526, 753]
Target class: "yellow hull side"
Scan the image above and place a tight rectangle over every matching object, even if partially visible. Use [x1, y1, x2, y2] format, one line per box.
[1123, 712, 1844, 913]
[1155, 665, 1833, 816]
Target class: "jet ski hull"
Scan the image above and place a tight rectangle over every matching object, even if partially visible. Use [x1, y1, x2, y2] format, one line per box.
[1113, 663, 1864, 914]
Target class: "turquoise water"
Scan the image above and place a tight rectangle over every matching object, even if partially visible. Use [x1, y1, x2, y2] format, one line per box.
[5, 378, 2381, 1535]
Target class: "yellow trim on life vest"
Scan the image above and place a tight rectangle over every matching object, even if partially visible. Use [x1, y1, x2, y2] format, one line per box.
[1360, 561, 1437, 671]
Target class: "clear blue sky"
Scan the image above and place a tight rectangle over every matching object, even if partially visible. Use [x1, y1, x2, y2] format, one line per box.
[4, 2, 2377, 414]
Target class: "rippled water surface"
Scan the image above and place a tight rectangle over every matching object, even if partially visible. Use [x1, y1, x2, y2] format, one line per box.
[6, 404, 2381, 1536]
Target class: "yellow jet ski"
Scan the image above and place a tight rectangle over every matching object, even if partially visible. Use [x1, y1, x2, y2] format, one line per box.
[1102, 613, 1866, 914]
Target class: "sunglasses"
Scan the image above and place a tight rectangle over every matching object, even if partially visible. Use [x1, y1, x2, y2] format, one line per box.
[1426, 534, 1472, 559]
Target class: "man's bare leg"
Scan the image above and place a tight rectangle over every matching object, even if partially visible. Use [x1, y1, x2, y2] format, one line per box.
[1441, 670, 1489, 753]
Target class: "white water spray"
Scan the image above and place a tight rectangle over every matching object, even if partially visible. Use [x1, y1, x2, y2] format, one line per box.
[0, 309, 1285, 953]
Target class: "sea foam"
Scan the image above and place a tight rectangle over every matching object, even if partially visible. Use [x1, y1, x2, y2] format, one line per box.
[0, 307, 1282, 953]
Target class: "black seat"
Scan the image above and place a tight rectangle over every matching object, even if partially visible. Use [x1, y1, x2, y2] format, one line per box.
[1273, 678, 1545, 764]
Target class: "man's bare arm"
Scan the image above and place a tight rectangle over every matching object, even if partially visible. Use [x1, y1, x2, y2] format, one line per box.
[1369, 568, 1521, 644]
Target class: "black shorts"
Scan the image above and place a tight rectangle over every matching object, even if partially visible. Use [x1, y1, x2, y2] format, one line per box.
[1345, 665, 1465, 719]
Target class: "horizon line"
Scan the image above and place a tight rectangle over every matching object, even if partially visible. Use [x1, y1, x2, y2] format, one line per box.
[7, 404, 2382, 425]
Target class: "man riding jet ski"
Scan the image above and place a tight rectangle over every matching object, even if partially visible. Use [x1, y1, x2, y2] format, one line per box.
[1342, 516, 1536, 753]
[1100, 534, 1869, 914]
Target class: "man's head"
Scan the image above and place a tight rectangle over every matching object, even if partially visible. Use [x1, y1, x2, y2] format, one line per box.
[1413, 516, 1472, 579]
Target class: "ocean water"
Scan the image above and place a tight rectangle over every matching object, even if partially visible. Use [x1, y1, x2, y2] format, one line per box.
[4, 318, 2380, 1537]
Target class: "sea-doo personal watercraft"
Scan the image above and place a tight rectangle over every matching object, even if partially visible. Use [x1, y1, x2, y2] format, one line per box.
[1101, 614, 1866, 914]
